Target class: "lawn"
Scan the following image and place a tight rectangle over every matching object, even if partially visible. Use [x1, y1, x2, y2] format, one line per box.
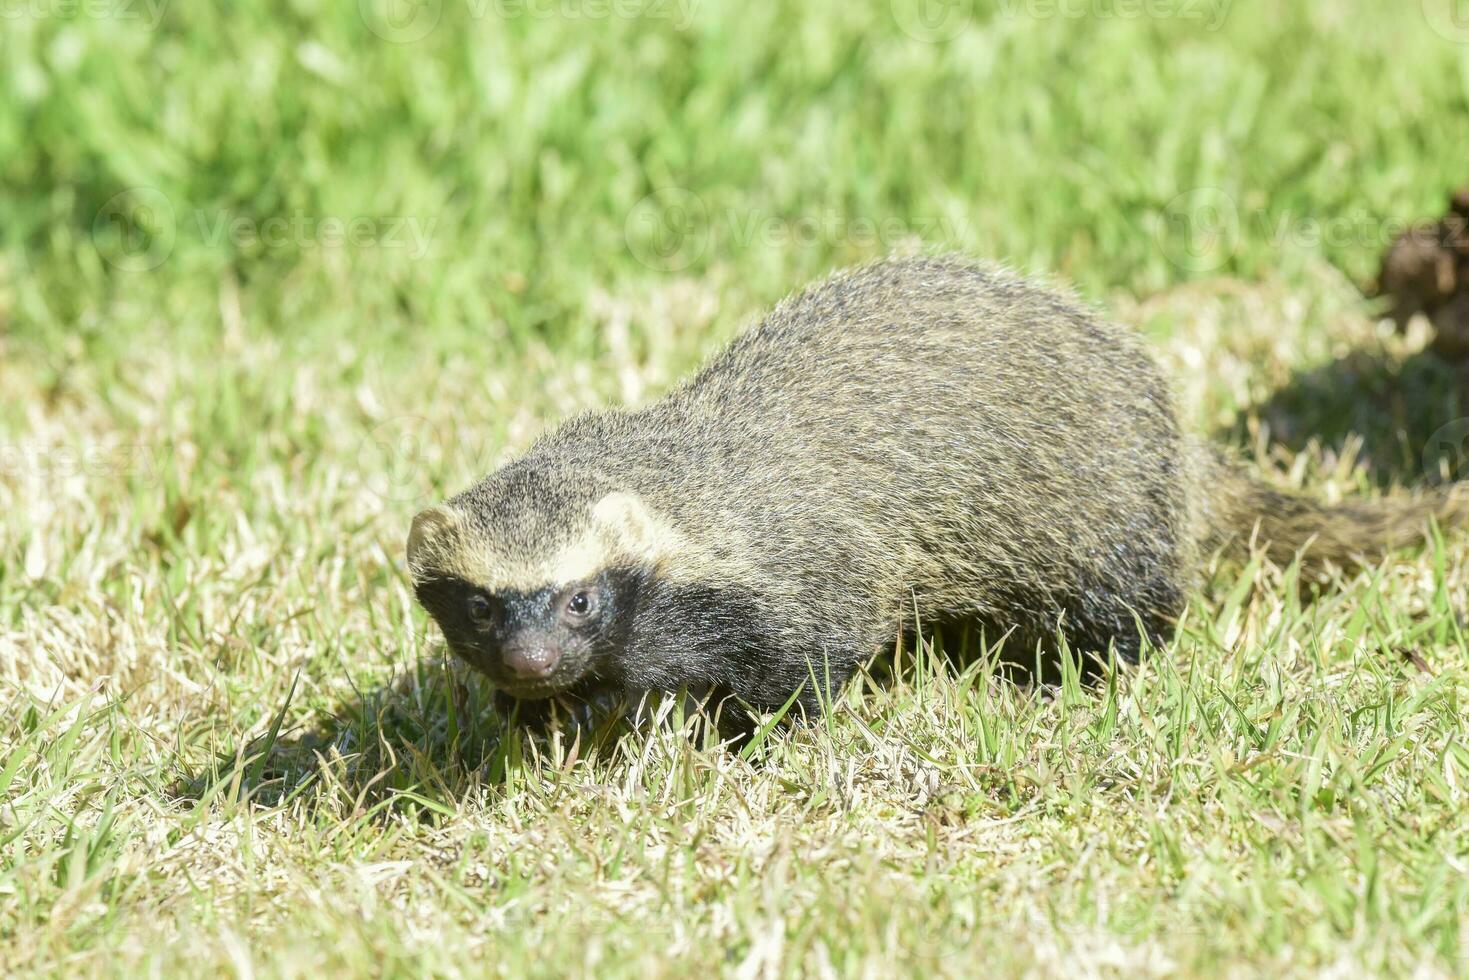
[2, 1, 1468, 975]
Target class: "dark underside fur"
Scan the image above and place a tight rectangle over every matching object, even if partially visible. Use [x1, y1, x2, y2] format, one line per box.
[416, 256, 1469, 717]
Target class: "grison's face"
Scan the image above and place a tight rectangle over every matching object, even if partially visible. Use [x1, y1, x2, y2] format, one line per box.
[405, 486, 672, 699]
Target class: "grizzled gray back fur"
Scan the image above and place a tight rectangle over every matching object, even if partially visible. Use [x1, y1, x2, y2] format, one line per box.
[410, 256, 1469, 715]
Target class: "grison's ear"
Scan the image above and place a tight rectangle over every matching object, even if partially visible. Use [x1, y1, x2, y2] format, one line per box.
[406, 505, 462, 575]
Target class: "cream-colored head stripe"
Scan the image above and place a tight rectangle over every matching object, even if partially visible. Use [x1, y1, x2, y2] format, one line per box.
[407, 492, 686, 593]
[533, 491, 687, 588]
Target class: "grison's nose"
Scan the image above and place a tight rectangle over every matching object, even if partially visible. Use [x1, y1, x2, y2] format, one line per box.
[502, 641, 562, 679]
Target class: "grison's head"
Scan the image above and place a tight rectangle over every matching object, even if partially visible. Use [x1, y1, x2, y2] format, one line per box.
[406, 468, 676, 699]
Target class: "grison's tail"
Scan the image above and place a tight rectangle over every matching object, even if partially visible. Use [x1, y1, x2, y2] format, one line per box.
[1193, 445, 1469, 566]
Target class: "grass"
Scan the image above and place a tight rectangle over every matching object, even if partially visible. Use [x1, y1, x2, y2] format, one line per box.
[2, 1, 1468, 975]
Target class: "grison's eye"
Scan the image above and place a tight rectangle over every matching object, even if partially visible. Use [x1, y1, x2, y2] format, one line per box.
[466, 594, 493, 624]
[564, 590, 597, 619]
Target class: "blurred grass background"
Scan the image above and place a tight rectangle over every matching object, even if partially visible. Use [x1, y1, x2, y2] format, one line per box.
[3, 1, 1466, 356]
[3, 2, 1469, 975]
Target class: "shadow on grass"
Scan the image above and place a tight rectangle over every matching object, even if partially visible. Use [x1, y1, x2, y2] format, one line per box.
[166, 660, 641, 812]
[165, 658, 764, 814]
[1222, 346, 1469, 487]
